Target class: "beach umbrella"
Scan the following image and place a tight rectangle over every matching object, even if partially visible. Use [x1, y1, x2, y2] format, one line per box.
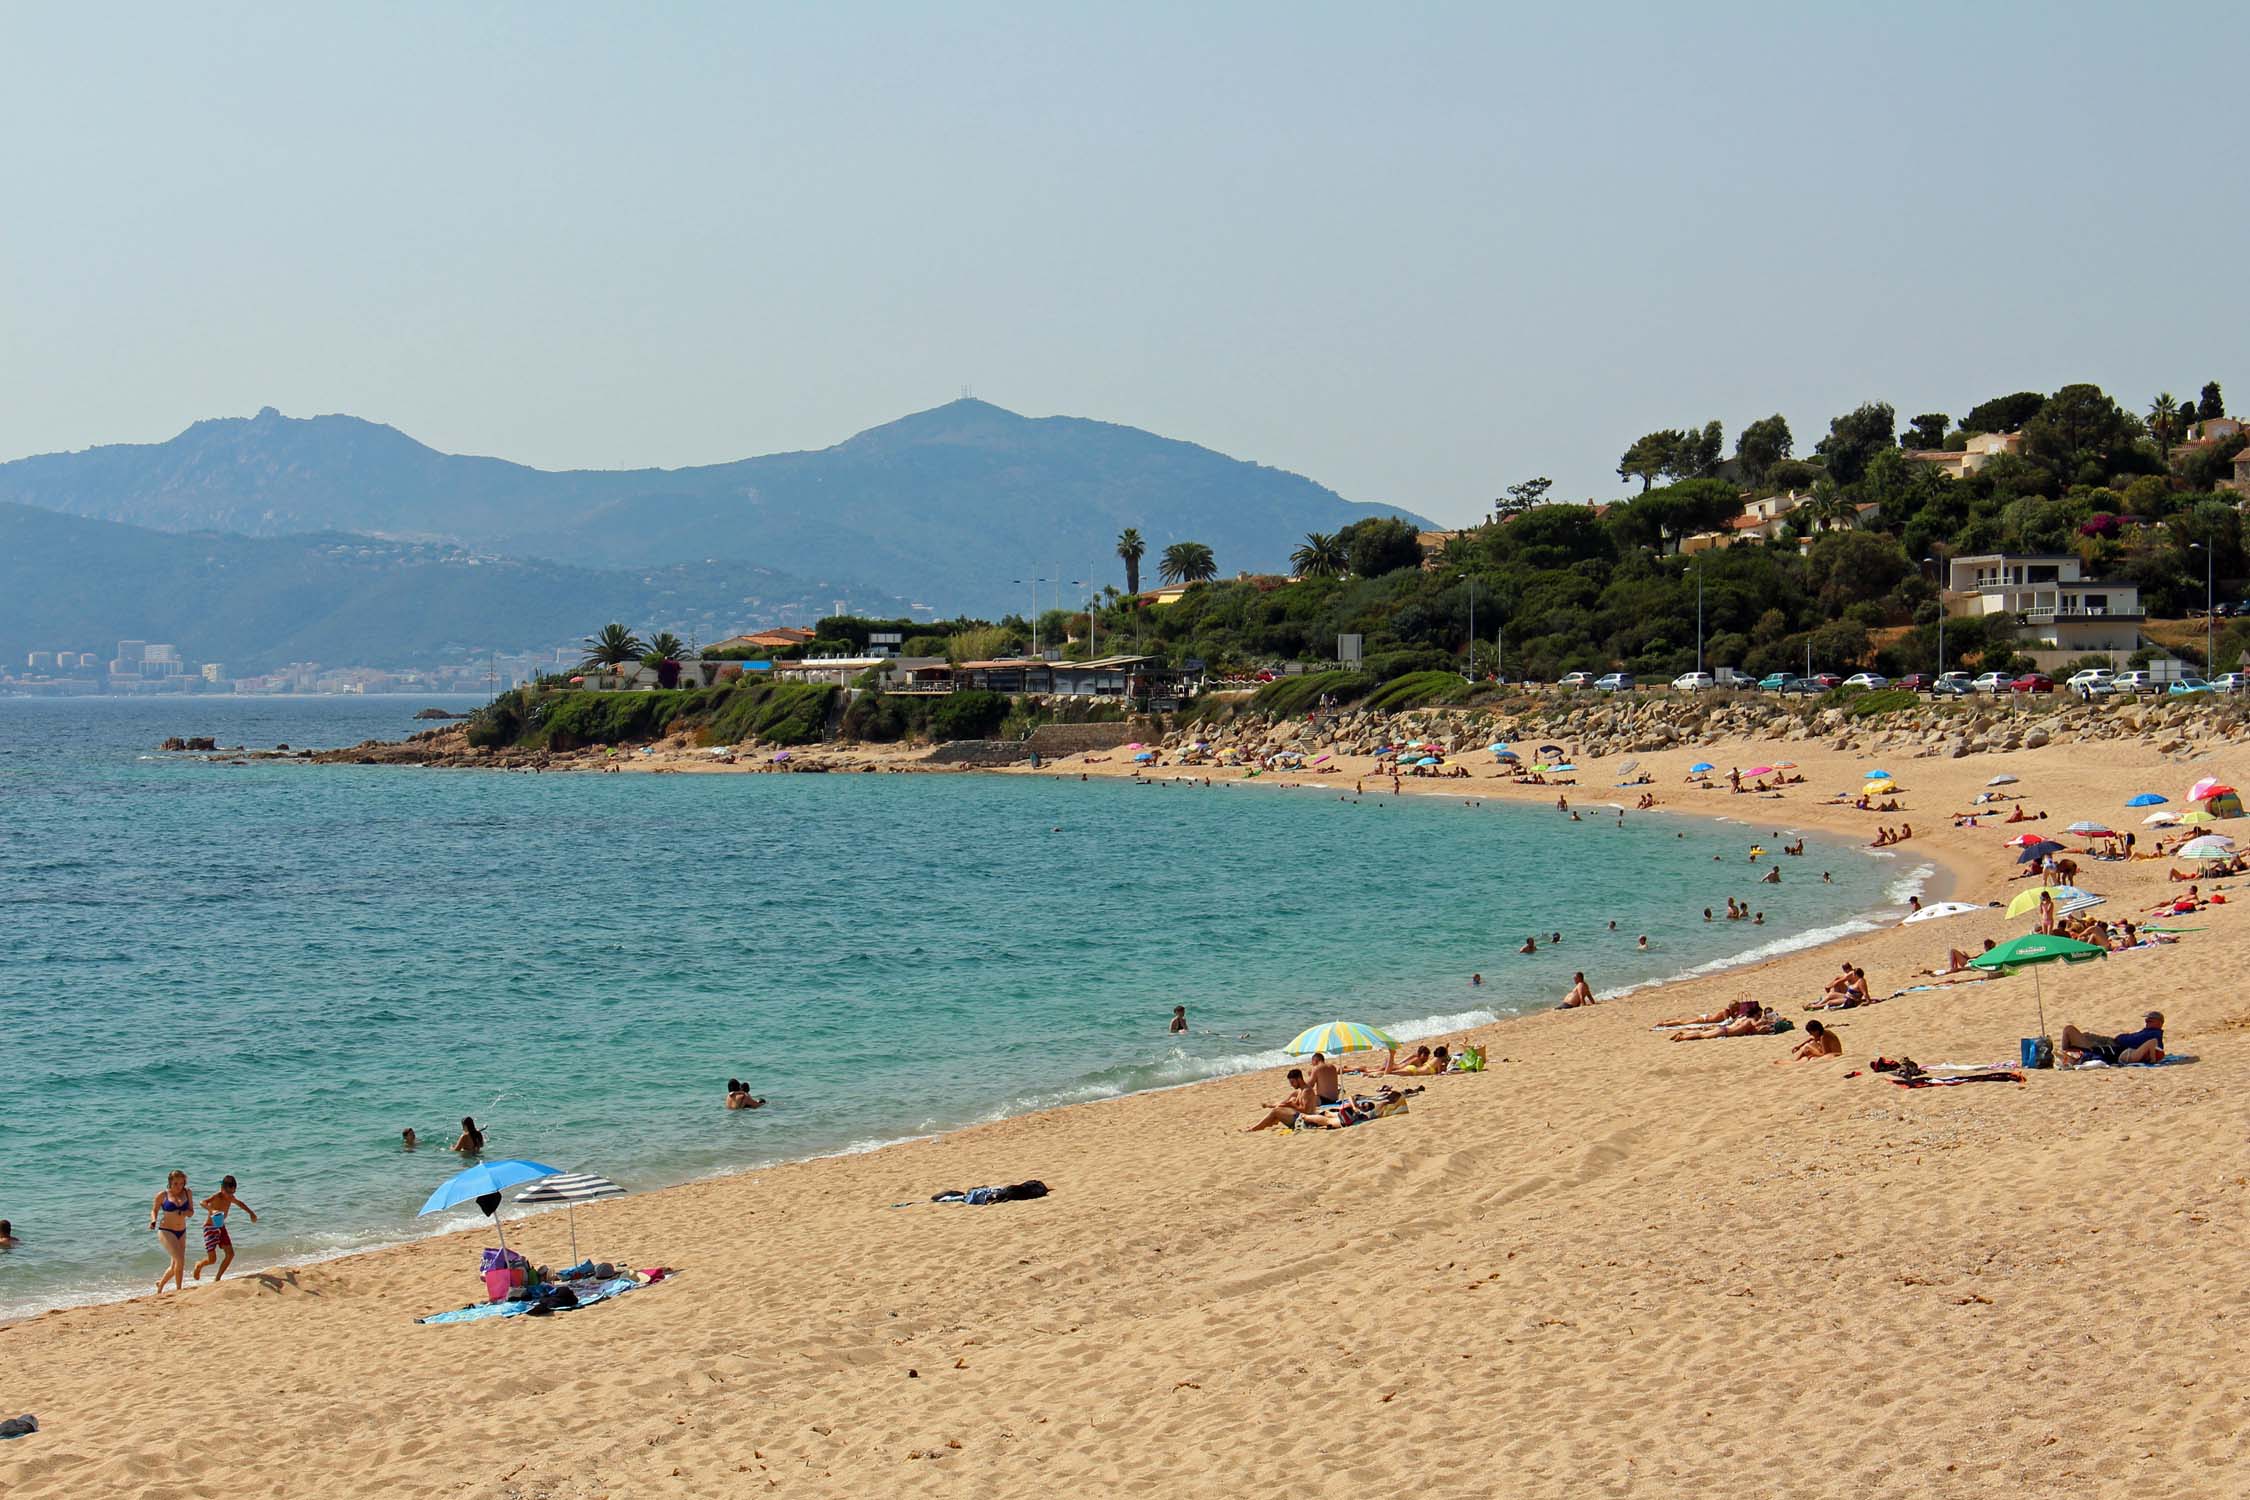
[1864, 779, 1897, 794]
[2005, 833, 2048, 847]
[1496, 750, 1519, 761]
[2064, 822, 2118, 838]
[2176, 836, 2237, 862]
[2189, 776, 2225, 801]
[2014, 840, 2063, 864]
[514, 1172, 627, 1267]
[1690, 762, 1714, 774]
[2144, 811, 2181, 826]
[1620, 759, 1639, 774]
[1549, 763, 1578, 772]
[1772, 760, 1798, 771]
[1414, 756, 1439, 766]
[1970, 932, 2106, 1051]
[418, 1159, 564, 1262]
[1285, 1020, 1399, 1056]
[1747, 765, 1776, 777]
[1538, 744, 1564, 757]
[2125, 792, 2166, 807]
[2179, 809, 2218, 826]
[1487, 743, 1508, 754]
[1988, 773, 2019, 786]
[2006, 884, 2100, 919]
[1902, 900, 1982, 924]
[1864, 769, 1892, 779]
[1133, 750, 1156, 761]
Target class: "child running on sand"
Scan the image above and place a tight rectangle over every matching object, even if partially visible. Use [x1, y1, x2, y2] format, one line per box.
[192, 1175, 256, 1282]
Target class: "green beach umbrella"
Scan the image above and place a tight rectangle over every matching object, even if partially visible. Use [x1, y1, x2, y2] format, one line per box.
[1285, 1020, 1398, 1056]
[1970, 933, 2106, 1051]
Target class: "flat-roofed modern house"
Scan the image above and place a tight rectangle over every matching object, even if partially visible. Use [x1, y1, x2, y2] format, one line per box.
[1943, 553, 2143, 664]
[954, 655, 1173, 698]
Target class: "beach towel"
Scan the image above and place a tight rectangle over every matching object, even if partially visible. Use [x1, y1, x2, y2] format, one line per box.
[419, 1274, 650, 1326]
[2071, 1054, 2198, 1070]
[1893, 1070, 2025, 1088]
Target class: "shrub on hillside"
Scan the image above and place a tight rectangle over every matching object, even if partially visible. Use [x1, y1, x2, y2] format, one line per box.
[929, 689, 1010, 741]
[1363, 671, 1473, 711]
[1252, 670, 1374, 716]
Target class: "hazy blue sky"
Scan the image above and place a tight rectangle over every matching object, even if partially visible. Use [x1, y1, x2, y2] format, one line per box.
[3, 2, 2241, 525]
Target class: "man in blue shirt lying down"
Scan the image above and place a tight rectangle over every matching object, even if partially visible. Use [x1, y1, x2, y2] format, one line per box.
[2060, 1011, 2165, 1066]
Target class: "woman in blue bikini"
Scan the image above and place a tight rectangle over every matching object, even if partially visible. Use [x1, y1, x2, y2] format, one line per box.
[150, 1170, 192, 1294]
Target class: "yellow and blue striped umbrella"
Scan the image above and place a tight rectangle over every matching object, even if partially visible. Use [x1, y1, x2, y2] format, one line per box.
[1285, 1020, 1399, 1056]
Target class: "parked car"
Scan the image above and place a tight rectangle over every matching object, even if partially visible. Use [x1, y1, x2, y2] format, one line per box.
[1671, 671, 1715, 691]
[2112, 670, 2156, 693]
[1842, 672, 1889, 690]
[1971, 671, 2015, 693]
[1929, 676, 1975, 697]
[1713, 667, 1756, 688]
[1559, 671, 1596, 689]
[1756, 672, 1791, 692]
[2213, 672, 2250, 693]
[1894, 673, 1932, 691]
[1777, 676, 1824, 696]
[2065, 667, 2115, 689]
[1936, 671, 1973, 688]
[2011, 672, 2056, 693]
[1594, 672, 1635, 692]
[2169, 675, 2212, 695]
[1808, 673, 1841, 690]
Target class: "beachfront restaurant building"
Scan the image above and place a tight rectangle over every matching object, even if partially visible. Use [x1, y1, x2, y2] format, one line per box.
[954, 655, 1171, 699]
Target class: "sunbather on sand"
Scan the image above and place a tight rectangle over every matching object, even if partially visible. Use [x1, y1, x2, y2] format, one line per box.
[1244, 1071, 1344, 1131]
[1654, 997, 1759, 1028]
[1780, 1019, 1842, 1062]
[1352, 1045, 1433, 1077]
[2059, 1012, 2165, 1067]
[1668, 1008, 1782, 1041]
[1307, 1053, 1341, 1104]
[1918, 939, 1994, 977]
[1561, 972, 1597, 1008]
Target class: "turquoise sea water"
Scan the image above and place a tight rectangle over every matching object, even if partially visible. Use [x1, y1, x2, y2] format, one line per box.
[0, 697, 1921, 1318]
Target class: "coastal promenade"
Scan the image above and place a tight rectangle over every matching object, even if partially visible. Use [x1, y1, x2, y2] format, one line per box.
[9, 733, 2248, 1498]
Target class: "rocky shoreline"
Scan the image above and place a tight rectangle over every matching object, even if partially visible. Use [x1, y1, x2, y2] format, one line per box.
[273, 687, 2250, 774]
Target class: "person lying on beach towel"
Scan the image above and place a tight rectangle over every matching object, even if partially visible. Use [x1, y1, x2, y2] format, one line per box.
[2060, 1012, 2164, 1067]
[932, 1180, 1049, 1204]
[1917, 940, 1997, 978]
[1654, 997, 1760, 1029]
[1669, 1008, 1786, 1041]
[1351, 1045, 1435, 1077]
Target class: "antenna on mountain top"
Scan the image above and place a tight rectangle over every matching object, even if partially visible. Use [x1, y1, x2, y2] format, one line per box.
[960, 385, 972, 400]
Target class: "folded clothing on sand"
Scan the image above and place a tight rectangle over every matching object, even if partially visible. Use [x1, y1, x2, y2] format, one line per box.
[932, 1180, 1049, 1205]
[0, 1415, 36, 1439]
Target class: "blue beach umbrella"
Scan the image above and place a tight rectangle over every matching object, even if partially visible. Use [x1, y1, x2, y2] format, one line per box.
[1285, 1020, 1398, 1056]
[1864, 769, 1892, 779]
[419, 1158, 563, 1260]
[1550, 763, 1578, 772]
[1690, 762, 1714, 774]
[2126, 793, 2167, 807]
[1495, 750, 1519, 761]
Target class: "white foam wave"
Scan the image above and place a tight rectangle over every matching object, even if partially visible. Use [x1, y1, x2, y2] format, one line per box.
[1885, 862, 1937, 904]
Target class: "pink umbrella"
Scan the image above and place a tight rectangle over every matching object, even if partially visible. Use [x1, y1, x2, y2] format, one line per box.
[2189, 776, 2226, 801]
[2006, 832, 2046, 846]
[1746, 765, 1775, 777]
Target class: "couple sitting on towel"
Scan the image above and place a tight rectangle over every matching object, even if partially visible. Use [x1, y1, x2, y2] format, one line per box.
[1244, 1064, 1417, 1131]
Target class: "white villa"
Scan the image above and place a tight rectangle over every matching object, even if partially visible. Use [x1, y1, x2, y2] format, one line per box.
[1942, 553, 2144, 663]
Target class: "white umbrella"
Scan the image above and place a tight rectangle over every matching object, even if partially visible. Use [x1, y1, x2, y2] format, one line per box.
[1988, 773, 2019, 786]
[2177, 836, 2237, 863]
[1902, 900, 1982, 924]
[514, 1172, 627, 1266]
[2143, 811, 2181, 826]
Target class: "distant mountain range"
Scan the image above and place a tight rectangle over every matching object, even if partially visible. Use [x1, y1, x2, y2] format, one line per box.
[0, 399, 1428, 671]
[0, 504, 915, 674]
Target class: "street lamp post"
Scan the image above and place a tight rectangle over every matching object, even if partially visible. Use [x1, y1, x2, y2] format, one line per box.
[1695, 558, 1705, 676]
[1923, 555, 1943, 678]
[1467, 579, 1476, 682]
[2192, 541, 2214, 670]
[1012, 577, 1046, 655]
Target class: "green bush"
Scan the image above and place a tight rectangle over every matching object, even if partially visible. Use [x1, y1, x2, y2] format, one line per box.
[464, 689, 528, 748]
[1364, 671, 1473, 711]
[704, 682, 836, 746]
[929, 689, 1011, 740]
[1841, 688, 1918, 718]
[1252, 670, 1373, 716]
[1361, 648, 1451, 682]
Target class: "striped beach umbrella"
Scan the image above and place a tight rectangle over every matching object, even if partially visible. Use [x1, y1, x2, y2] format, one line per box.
[2175, 836, 2237, 862]
[1284, 1020, 1398, 1056]
[515, 1172, 627, 1266]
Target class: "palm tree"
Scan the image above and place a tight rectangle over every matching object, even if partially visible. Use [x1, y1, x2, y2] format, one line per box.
[2149, 392, 2181, 460]
[580, 622, 645, 668]
[1290, 531, 1347, 578]
[1799, 481, 1853, 532]
[1159, 540, 1217, 585]
[644, 631, 686, 663]
[1116, 528, 1146, 595]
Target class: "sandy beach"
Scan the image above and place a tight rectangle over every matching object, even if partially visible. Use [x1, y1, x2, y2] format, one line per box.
[9, 730, 2249, 1499]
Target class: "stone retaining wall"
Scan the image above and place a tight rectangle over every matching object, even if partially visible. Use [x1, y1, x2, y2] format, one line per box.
[922, 739, 1033, 767]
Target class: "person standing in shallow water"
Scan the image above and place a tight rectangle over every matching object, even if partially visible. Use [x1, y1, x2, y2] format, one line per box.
[453, 1116, 484, 1155]
[1170, 1005, 1188, 1034]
